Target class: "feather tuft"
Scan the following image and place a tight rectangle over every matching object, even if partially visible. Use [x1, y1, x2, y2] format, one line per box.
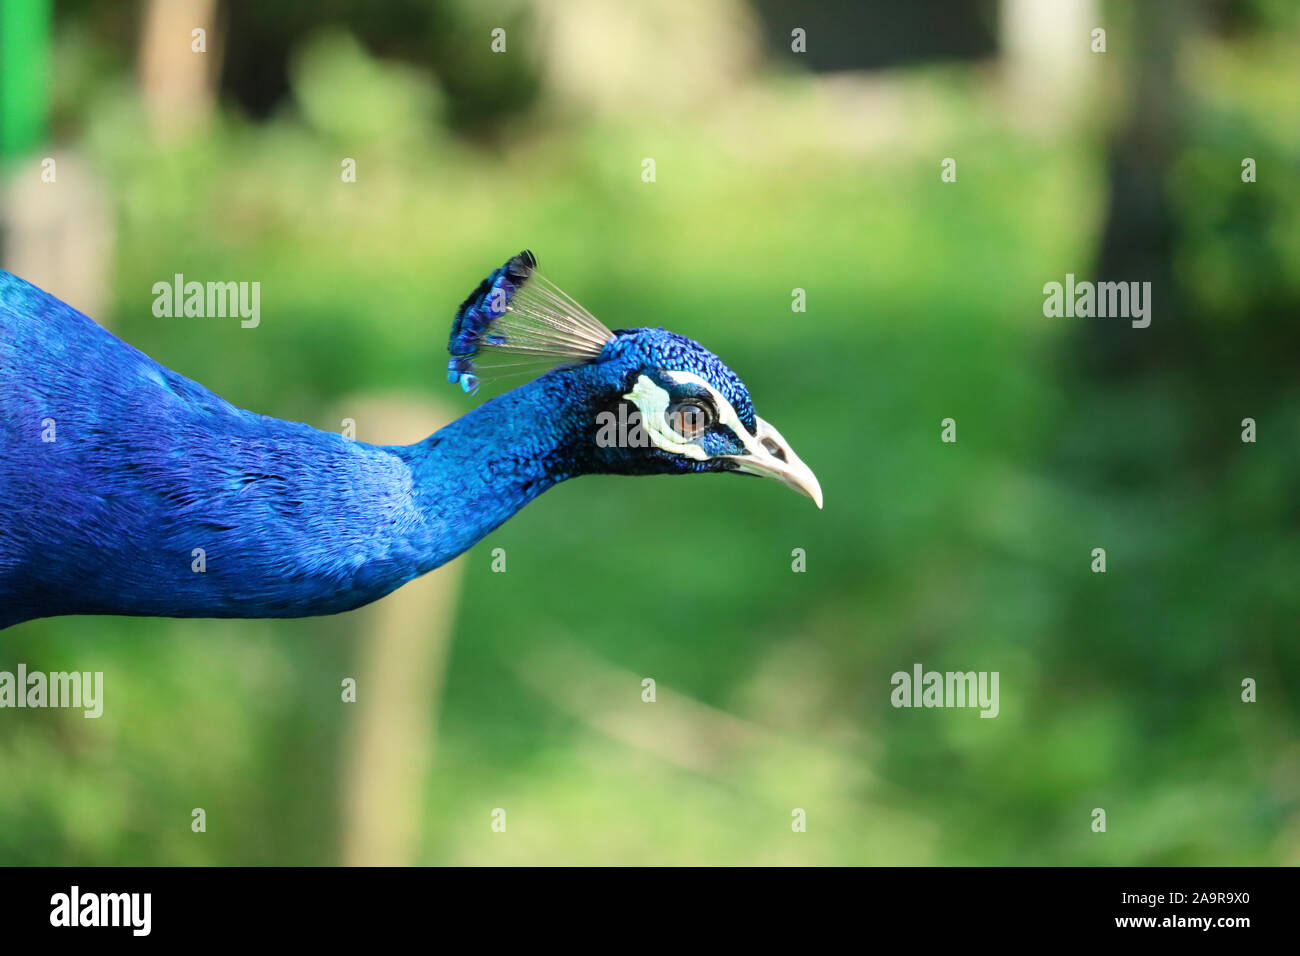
[446, 251, 612, 395]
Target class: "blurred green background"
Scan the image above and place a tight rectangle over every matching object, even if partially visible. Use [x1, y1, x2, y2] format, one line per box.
[1, 0, 1298, 865]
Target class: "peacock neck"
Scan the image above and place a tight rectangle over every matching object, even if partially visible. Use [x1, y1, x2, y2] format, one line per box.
[395, 371, 592, 573]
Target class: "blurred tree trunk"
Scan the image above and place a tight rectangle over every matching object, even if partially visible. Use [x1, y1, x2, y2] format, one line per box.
[336, 396, 464, 867]
[1082, 0, 1200, 378]
[999, 0, 1098, 122]
[2, 154, 114, 319]
[138, 0, 219, 137]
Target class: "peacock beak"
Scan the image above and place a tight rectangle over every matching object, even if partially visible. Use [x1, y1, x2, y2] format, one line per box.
[723, 416, 823, 509]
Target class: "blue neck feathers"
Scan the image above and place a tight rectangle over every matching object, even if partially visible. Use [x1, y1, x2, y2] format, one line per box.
[7, 377, 594, 624]
[395, 371, 594, 576]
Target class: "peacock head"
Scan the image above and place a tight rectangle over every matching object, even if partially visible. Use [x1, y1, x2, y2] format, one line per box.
[447, 251, 822, 508]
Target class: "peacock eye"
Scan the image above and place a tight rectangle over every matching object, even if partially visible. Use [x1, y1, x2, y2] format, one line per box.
[666, 399, 714, 439]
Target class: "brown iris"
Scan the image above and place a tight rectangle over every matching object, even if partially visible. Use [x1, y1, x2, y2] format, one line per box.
[666, 400, 714, 439]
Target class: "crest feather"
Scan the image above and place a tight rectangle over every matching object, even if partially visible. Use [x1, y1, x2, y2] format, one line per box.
[447, 251, 613, 394]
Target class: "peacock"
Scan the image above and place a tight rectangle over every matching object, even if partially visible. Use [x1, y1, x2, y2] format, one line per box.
[0, 252, 820, 629]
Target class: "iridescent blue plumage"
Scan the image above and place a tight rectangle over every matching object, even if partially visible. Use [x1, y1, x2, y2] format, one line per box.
[0, 254, 819, 629]
[446, 249, 538, 393]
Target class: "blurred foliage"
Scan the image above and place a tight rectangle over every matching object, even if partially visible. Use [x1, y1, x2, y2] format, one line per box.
[1, 1, 1297, 865]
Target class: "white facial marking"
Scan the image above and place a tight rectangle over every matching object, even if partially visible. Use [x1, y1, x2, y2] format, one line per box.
[623, 374, 708, 459]
[623, 371, 761, 460]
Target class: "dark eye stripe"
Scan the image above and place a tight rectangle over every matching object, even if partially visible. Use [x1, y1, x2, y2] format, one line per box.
[671, 385, 717, 414]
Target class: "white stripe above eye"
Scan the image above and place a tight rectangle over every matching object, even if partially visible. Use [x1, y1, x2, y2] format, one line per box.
[623, 371, 761, 461]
